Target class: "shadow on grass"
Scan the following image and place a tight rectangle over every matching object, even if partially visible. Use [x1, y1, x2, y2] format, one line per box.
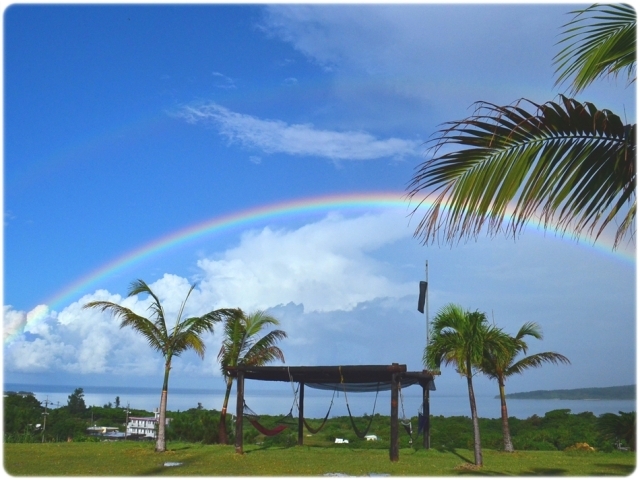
[517, 467, 568, 476]
[435, 446, 473, 464]
[167, 445, 193, 451]
[593, 463, 636, 475]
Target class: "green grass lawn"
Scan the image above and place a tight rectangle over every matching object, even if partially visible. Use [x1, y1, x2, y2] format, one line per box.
[3, 442, 636, 476]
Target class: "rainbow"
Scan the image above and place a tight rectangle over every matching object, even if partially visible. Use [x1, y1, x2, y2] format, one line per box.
[5, 191, 635, 345]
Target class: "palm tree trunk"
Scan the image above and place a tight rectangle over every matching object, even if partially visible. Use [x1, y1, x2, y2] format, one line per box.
[466, 369, 483, 466]
[498, 379, 514, 452]
[156, 361, 171, 452]
[218, 377, 234, 444]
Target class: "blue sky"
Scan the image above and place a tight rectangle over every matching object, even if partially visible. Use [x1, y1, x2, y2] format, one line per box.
[3, 4, 636, 403]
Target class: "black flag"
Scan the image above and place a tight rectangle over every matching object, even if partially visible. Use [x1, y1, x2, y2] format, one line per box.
[418, 281, 427, 313]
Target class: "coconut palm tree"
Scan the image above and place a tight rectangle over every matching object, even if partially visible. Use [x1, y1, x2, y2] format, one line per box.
[407, 4, 635, 249]
[217, 309, 287, 444]
[83, 279, 228, 452]
[480, 322, 570, 452]
[424, 304, 508, 466]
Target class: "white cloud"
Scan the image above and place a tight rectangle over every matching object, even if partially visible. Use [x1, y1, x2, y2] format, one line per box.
[3, 212, 635, 393]
[174, 102, 420, 161]
[4, 305, 28, 341]
[257, 4, 634, 133]
[3, 212, 416, 377]
[195, 211, 414, 312]
[212, 71, 236, 89]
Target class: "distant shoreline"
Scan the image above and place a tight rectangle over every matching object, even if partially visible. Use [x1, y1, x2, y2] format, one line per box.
[501, 385, 635, 401]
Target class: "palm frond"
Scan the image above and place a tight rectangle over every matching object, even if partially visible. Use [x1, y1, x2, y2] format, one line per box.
[425, 304, 499, 376]
[170, 313, 220, 358]
[407, 96, 636, 248]
[243, 330, 287, 366]
[83, 300, 165, 353]
[128, 279, 169, 339]
[515, 322, 543, 341]
[505, 351, 571, 377]
[217, 309, 287, 379]
[554, 4, 636, 95]
[171, 284, 197, 333]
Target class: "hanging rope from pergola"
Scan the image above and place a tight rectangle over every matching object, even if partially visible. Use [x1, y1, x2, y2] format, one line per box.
[225, 363, 435, 462]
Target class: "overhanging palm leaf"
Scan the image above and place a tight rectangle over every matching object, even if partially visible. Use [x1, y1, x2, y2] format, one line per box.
[408, 95, 636, 248]
[554, 4, 636, 94]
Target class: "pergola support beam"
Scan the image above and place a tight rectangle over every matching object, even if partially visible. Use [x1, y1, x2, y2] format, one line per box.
[235, 370, 244, 454]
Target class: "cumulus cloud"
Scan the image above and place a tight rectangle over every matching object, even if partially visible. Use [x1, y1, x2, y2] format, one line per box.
[4, 212, 416, 378]
[174, 102, 420, 161]
[5, 212, 634, 392]
[195, 211, 414, 312]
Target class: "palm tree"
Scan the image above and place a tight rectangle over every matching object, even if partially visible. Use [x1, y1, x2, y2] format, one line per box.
[480, 322, 570, 452]
[83, 279, 228, 452]
[407, 4, 635, 249]
[424, 304, 508, 466]
[217, 309, 287, 444]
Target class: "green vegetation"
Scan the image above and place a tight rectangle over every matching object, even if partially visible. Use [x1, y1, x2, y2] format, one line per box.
[3, 442, 635, 476]
[505, 385, 636, 400]
[3, 391, 153, 443]
[6, 391, 635, 452]
[4, 391, 636, 475]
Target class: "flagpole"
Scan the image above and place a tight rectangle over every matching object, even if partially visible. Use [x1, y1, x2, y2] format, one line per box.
[425, 260, 429, 349]
[424, 259, 430, 449]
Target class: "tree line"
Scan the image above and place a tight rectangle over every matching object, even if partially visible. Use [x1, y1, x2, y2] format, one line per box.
[5, 389, 635, 453]
[3, 388, 152, 443]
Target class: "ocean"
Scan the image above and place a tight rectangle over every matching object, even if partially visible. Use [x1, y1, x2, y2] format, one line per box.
[5, 382, 636, 420]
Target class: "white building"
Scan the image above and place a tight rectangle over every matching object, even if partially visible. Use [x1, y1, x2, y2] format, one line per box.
[126, 410, 170, 439]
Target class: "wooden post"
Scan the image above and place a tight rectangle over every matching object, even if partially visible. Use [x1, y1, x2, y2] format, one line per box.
[390, 372, 399, 461]
[235, 370, 244, 454]
[423, 383, 430, 449]
[298, 381, 305, 446]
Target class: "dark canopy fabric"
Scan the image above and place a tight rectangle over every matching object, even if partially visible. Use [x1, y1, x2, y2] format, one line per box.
[225, 364, 436, 392]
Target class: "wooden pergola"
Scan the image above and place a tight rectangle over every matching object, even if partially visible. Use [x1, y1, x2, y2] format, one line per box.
[225, 363, 436, 461]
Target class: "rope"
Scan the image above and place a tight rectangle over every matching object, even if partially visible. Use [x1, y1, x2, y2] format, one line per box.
[399, 384, 416, 444]
[340, 367, 379, 439]
[287, 366, 300, 414]
[303, 389, 336, 434]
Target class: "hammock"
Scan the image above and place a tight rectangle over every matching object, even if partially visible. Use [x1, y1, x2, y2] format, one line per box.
[243, 401, 295, 437]
[303, 389, 336, 434]
[343, 382, 379, 439]
[247, 417, 289, 436]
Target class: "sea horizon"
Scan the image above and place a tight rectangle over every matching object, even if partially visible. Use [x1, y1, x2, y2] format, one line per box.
[5, 382, 636, 421]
